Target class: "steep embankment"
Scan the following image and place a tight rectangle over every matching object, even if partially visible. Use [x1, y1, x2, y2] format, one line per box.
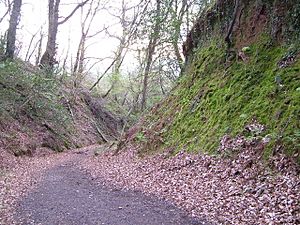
[0, 60, 122, 168]
[85, 1, 300, 224]
[129, 0, 300, 163]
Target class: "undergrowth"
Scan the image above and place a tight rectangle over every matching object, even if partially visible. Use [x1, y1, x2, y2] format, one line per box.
[0, 60, 74, 153]
[0, 60, 70, 125]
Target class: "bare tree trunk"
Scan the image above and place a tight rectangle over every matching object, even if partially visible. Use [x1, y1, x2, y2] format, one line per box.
[141, 0, 161, 111]
[5, 0, 22, 59]
[172, 0, 187, 69]
[225, 0, 240, 49]
[78, 36, 86, 74]
[40, 0, 60, 68]
[25, 29, 39, 61]
[27, 35, 41, 62]
[73, 0, 103, 87]
[102, 84, 114, 98]
[73, 34, 86, 87]
[40, 0, 89, 69]
[159, 73, 165, 95]
[73, 35, 83, 74]
[35, 30, 44, 66]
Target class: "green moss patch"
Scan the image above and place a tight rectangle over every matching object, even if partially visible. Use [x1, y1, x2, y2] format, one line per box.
[140, 36, 300, 162]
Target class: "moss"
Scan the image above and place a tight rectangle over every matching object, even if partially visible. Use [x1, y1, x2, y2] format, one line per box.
[141, 35, 300, 162]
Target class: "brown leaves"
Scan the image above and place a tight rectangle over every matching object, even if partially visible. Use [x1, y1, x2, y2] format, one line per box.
[82, 145, 300, 224]
[1, 143, 299, 224]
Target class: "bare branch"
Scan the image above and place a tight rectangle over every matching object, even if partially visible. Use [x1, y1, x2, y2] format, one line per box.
[25, 28, 40, 61]
[89, 57, 119, 91]
[58, 0, 89, 25]
[85, 59, 106, 73]
[0, 0, 11, 24]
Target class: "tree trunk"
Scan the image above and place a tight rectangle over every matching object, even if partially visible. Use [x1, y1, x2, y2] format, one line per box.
[78, 36, 86, 74]
[40, 0, 89, 69]
[5, 0, 22, 59]
[73, 34, 86, 87]
[40, 0, 60, 69]
[35, 30, 44, 66]
[73, 35, 84, 74]
[225, 0, 240, 49]
[171, 0, 187, 70]
[141, 0, 161, 111]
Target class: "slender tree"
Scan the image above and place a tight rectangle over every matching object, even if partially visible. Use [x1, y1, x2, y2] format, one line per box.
[35, 29, 44, 66]
[170, 0, 188, 69]
[73, 0, 106, 87]
[90, 0, 149, 91]
[5, 0, 22, 59]
[141, 0, 161, 111]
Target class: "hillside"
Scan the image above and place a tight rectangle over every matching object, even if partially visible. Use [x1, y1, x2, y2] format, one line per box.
[0, 0, 300, 224]
[85, 1, 300, 223]
[127, 0, 300, 164]
[0, 60, 123, 168]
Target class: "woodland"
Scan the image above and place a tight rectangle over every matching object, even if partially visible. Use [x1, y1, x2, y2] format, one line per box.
[0, 0, 299, 224]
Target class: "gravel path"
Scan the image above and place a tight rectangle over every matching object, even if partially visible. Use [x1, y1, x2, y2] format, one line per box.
[14, 154, 208, 225]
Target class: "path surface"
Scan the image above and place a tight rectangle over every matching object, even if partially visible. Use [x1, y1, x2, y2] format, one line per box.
[15, 154, 208, 225]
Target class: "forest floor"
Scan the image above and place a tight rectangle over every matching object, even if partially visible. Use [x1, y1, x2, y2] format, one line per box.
[0, 144, 299, 225]
[0, 145, 208, 225]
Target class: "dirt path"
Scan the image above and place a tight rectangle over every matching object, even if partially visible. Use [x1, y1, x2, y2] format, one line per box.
[14, 154, 209, 225]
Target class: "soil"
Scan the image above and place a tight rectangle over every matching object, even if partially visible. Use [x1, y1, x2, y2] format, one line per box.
[13, 150, 210, 225]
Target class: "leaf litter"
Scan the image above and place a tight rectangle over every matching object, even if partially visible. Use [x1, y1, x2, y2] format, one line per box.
[81, 143, 300, 225]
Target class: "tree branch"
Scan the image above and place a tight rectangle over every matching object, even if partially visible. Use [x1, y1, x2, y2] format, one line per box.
[58, 0, 89, 25]
[89, 57, 118, 91]
[0, 0, 11, 24]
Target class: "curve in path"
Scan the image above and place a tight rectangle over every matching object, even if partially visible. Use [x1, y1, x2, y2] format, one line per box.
[15, 157, 211, 225]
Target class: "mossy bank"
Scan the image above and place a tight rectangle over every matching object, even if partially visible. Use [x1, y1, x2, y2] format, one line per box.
[133, 0, 300, 163]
